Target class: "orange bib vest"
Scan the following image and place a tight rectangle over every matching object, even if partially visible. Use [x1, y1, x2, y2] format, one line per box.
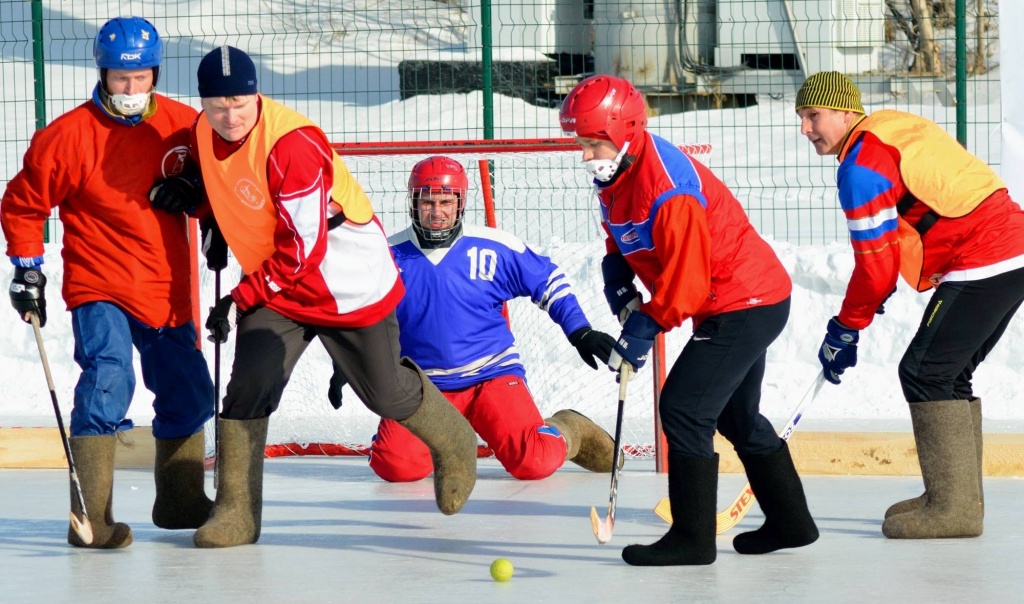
[838, 110, 1006, 291]
[196, 95, 374, 274]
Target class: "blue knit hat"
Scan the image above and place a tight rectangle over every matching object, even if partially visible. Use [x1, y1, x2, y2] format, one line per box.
[197, 45, 257, 98]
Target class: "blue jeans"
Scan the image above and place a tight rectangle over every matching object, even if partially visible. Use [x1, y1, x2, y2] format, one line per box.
[70, 301, 214, 439]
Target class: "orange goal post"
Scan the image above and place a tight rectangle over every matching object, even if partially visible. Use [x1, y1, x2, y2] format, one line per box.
[227, 138, 712, 472]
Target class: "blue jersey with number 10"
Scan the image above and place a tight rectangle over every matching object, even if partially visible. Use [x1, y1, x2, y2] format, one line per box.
[389, 224, 591, 391]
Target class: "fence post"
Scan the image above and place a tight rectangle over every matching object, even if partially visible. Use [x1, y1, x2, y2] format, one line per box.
[31, 0, 51, 243]
[955, 0, 967, 146]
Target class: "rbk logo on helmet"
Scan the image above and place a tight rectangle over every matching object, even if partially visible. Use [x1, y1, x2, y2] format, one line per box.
[120, 52, 142, 61]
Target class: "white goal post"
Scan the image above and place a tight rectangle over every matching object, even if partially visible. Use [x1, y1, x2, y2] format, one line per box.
[201, 138, 711, 471]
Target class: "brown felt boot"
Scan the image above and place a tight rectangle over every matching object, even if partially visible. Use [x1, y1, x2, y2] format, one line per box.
[398, 358, 477, 515]
[882, 400, 983, 539]
[68, 435, 133, 549]
[194, 417, 268, 548]
[545, 409, 618, 473]
[883, 398, 984, 519]
[153, 431, 214, 530]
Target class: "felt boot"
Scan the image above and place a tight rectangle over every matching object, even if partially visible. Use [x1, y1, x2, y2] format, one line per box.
[194, 417, 268, 548]
[733, 441, 819, 554]
[545, 409, 618, 473]
[621, 453, 718, 566]
[67, 435, 133, 549]
[153, 431, 214, 530]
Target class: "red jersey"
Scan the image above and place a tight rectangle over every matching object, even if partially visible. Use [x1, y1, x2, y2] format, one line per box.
[597, 133, 791, 330]
[1, 94, 198, 328]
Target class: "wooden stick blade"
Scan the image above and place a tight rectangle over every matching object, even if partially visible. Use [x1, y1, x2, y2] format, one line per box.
[70, 513, 94, 545]
[653, 497, 672, 524]
[590, 506, 614, 544]
[653, 483, 757, 534]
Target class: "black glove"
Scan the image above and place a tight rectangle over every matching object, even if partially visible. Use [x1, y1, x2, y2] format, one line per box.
[568, 327, 617, 370]
[876, 286, 897, 315]
[205, 295, 237, 343]
[149, 173, 203, 215]
[328, 361, 347, 409]
[201, 219, 228, 271]
[9, 267, 47, 327]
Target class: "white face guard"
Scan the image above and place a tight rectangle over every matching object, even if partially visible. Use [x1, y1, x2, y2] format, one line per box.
[110, 91, 151, 116]
[583, 141, 630, 182]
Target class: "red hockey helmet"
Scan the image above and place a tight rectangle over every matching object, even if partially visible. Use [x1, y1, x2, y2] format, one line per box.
[559, 75, 648, 151]
[408, 156, 469, 243]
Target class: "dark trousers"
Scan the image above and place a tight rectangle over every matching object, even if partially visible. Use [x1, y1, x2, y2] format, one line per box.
[221, 307, 422, 421]
[899, 266, 1024, 403]
[660, 298, 790, 458]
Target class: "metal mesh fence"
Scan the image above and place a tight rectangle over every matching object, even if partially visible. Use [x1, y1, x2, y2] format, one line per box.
[0, 0, 1002, 246]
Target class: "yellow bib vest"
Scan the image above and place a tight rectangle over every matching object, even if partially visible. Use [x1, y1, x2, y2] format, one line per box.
[196, 95, 374, 275]
[838, 110, 1005, 291]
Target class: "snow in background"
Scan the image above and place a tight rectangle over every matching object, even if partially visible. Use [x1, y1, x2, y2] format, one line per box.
[2, 1, 1022, 452]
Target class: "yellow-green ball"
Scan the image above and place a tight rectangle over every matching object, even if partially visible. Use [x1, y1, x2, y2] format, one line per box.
[490, 558, 514, 582]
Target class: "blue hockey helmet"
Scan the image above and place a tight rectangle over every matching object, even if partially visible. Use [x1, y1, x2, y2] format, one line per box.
[93, 17, 163, 72]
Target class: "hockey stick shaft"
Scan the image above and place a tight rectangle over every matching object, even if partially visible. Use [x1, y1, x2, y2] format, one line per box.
[590, 364, 631, 544]
[654, 371, 826, 531]
[30, 312, 94, 545]
[213, 269, 222, 489]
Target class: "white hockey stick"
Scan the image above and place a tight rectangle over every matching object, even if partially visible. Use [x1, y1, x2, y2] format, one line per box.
[590, 364, 632, 544]
[31, 313, 94, 545]
[654, 371, 826, 531]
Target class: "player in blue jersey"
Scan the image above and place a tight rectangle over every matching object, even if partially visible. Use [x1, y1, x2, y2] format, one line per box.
[362, 156, 619, 481]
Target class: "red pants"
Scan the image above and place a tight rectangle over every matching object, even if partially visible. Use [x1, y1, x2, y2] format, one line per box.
[369, 375, 568, 481]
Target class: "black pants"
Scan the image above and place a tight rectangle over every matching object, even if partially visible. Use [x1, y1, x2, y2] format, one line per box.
[899, 266, 1024, 403]
[221, 307, 422, 421]
[660, 298, 790, 458]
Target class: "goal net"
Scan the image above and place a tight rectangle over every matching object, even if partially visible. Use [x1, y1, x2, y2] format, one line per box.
[200, 138, 711, 464]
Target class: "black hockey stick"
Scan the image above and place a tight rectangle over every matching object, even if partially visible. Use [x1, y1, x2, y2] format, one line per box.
[213, 268, 222, 489]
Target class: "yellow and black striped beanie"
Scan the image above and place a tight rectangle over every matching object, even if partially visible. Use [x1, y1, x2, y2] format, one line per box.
[795, 71, 864, 113]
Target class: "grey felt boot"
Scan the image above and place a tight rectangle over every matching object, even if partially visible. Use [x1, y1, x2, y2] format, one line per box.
[545, 409, 618, 473]
[884, 398, 984, 519]
[153, 431, 214, 530]
[882, 400, 983, 539]
[68, 435, 133, 549]
[194, 417, 268, 548]
[398, 358, 477, 515]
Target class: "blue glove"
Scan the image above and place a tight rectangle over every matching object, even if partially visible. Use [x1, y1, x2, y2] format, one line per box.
[818, 317, 859, 385]
[601, 252, 641, 325]
[608, 310, 661, 373]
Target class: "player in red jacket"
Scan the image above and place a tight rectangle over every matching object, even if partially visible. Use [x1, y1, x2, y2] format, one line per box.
[1, 17, 214, 548]
[561, 75, 818, 566]
[796, 71, 1024, 539]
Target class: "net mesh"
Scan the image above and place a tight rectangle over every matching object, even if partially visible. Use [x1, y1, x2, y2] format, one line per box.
[201, 139, 711, 460]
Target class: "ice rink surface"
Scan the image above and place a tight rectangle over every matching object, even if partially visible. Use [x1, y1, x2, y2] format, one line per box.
[1, 456, 1020, 603]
